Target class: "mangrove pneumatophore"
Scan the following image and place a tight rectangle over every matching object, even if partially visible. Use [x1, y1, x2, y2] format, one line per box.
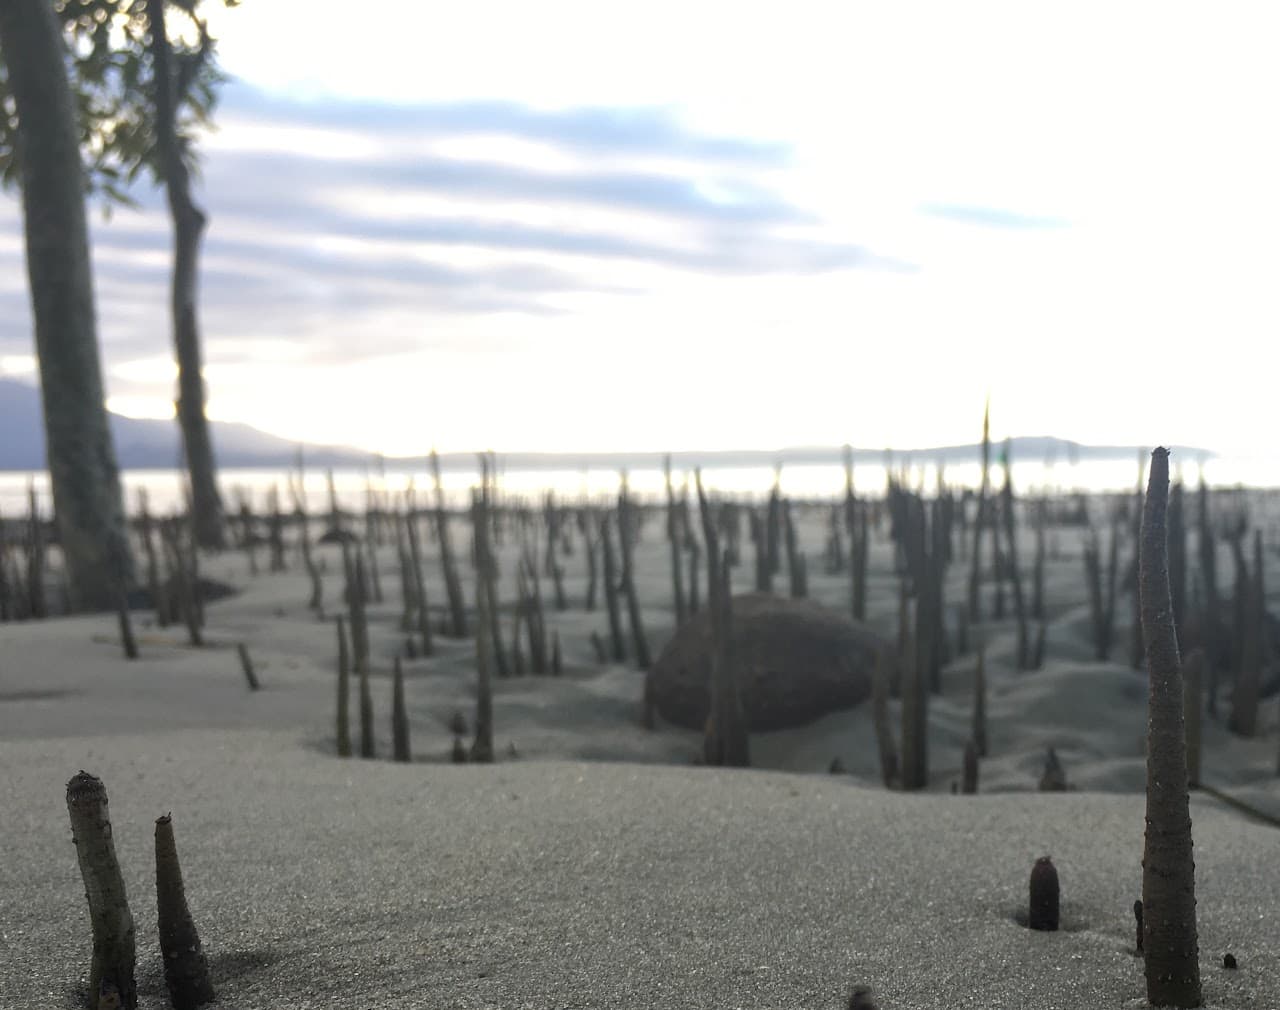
[391, 655, 411, 762]
[155, 814, 215, 1010]
[847, 985, 879, 1010]
[1028, 855, 1059, 931]
[1138, 446, 1203, 1008]
[66, 771, 137, 1009]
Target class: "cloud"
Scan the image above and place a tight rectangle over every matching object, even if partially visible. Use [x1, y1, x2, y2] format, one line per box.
[219, 82, 789, 165]
[919, 203, 1069, 230]
[0, 83, 901, 406]
[202, 147, 805, 226]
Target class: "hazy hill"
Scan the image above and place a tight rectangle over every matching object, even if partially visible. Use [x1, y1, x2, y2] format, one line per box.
[0, 377, 1210, 473]
[0, 378, 367, 471]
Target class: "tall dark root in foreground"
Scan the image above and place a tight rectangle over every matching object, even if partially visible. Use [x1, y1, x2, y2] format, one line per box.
[155, 815, 215, 1010]
[66, 771, 137, 1009]
[1139, 447, 1202, 1008]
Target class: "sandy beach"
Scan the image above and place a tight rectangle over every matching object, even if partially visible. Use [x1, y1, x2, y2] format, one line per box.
[2, 495, 1278, 1009]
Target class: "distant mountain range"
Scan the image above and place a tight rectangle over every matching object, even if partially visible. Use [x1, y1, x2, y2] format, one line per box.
[0, 377, 1213, 473]
[0, 378, 367, 471]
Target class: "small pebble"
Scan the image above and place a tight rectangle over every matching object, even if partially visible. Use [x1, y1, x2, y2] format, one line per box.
[1223, 953, 1238, 970]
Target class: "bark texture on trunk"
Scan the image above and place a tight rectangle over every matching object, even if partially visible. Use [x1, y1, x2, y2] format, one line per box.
[1139, 447, 1202, 1008]
[146, 0, 224, 548]
[0, 0, 131, 611]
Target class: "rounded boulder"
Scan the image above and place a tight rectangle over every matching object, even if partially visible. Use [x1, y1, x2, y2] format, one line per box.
[650, 592, 887, 731]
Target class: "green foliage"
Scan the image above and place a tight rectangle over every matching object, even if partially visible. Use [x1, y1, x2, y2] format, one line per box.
[0, 0, 238, 208]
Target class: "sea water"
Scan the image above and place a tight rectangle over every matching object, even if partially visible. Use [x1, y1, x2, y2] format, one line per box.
[3, 450, 1279, 517]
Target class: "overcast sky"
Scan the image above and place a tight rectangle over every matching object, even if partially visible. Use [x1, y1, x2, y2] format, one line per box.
[2, 1, 1277, 457]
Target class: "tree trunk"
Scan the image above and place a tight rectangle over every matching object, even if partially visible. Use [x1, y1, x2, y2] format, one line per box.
[0, 0, 131, 611]
[146, 0, 224, 548]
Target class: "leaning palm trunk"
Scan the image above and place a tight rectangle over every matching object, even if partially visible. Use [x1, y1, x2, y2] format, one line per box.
[146, 0, 224, 548]
[1139, 447, 1202, 1009]
[0, 0, 131, 611]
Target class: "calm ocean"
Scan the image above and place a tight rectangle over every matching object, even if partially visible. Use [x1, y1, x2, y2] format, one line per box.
[3, 450, 1278, 517]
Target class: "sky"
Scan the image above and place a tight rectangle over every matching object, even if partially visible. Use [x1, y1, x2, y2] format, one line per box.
[2, 1, 1278, 459]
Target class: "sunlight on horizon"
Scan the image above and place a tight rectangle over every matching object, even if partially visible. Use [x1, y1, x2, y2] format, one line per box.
[2, 1, 1276, 464]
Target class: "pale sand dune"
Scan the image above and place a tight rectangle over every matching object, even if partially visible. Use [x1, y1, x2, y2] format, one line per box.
[1, 503, 1278, 1008]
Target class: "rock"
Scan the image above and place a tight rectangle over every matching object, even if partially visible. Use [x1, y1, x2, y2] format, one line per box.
[650, 593, 887, 731]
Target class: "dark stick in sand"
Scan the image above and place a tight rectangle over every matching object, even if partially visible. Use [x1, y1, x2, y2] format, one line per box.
[999, 452, 1029, 669]
[335, 615, 352, 758]
[600, 513, 627, 662]
[66, 771, 136, 1009]
[117, 589, 138, 660]
[162, 519, 202, 648]
[899, 612, 926, 790]
[26, 479, 46, 618]
[870, 644, 898, 788]
[1195, 478, 1221, 714]
[971, 642, 988, 757]
[577, 508, 599, 612]
[1130, 449, 1147, 671]
[1028, 855, 1059, 931]
[1139, 446, 1202, 1008]
[617, 476, 651, 668]
[287, 463, 322, 612]
[391, 655, 411, 762]
[967, 398, 991, 622]
[267, 483, 286, 574]
[694, 470, 749, 767]
[1182, 648, 1203, 789]
[471, 477, 497, 762]
[961, 740, 978, 794]
[472, 555, 495, 763]
[404, 507, 435, 658]
[236, 642, 260, 691]
[138, 488, 170, 626]
[847, 985, 879, 1010]
[349, 552, 374, 759]
[431, 450, 469, 637]
[155, 814, 215, 1010]
[664, 455, 688, 627]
